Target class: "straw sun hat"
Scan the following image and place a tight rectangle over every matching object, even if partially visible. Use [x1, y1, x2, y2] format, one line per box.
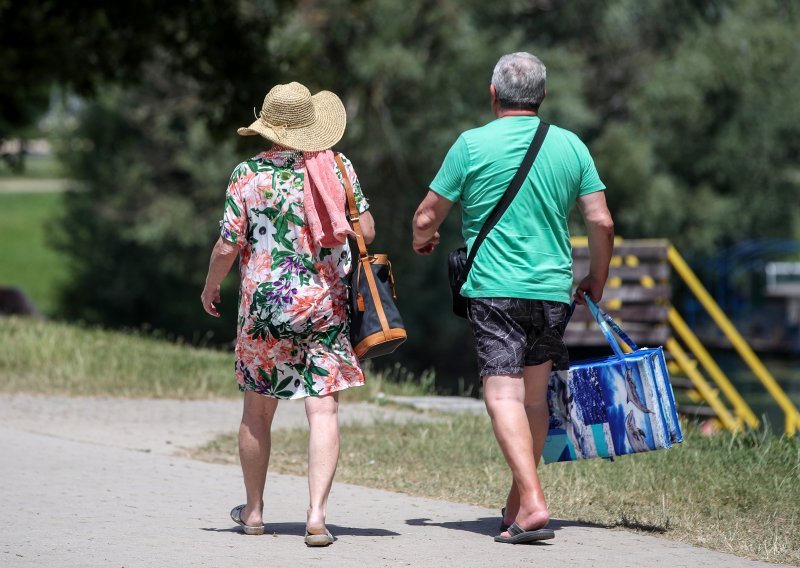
[237, 82, 346, 152]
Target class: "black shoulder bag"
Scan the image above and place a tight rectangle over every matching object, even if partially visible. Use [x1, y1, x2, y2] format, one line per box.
[447, 121, 550, 318]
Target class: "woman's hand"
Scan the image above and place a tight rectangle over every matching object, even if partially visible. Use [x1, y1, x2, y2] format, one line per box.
[201, 237, 239, 317]
[201, 284, 222, 317]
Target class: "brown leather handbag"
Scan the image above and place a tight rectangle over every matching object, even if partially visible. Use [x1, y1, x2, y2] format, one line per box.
[335, 154, 407, 360]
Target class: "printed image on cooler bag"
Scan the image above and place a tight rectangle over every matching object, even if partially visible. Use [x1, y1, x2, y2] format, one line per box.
[543, 296, 683, 464]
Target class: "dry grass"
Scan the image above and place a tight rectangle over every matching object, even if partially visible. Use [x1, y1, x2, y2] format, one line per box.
[197, 414, 800, 565]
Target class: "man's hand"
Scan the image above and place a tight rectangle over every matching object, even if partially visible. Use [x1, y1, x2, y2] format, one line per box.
[201, 284, 222, 317]
[575, 191, 614, 306]
[412, 191, 453, 255]
[413, 231, 440, 255]
[573, 275, 604, 305]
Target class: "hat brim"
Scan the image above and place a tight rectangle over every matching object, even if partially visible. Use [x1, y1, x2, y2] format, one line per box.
[237, 91, 346, 152]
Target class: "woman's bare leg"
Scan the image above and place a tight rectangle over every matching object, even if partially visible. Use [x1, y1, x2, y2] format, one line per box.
[305, 392, 340, 531]
[238, 390, 279, 526]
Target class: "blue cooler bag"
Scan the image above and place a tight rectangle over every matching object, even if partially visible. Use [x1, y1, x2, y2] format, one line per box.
[543, 297, 683, 464]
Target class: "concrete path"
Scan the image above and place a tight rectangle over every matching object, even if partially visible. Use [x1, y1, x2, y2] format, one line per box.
[0, 394, 432, 458]
[0, 178, 69, 194]
[0, 394, 784, 567]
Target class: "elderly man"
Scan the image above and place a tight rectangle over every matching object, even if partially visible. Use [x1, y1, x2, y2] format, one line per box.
[412, 52, 614, 544]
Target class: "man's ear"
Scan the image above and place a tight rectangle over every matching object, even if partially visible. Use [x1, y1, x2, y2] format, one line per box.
[542, 88, 547, 102]
[490, 84, 497, 103]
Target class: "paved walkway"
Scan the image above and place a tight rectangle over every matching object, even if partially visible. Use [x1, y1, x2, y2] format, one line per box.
[0, 394, 784, 567]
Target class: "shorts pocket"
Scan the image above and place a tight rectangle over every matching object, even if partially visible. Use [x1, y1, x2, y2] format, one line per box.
[543, 301, 569, 331]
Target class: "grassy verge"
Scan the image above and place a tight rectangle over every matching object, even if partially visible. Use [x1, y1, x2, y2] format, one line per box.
[0, 189, 69, 314]
[0, 317, 433, 400]
[197, 416, 799, 565]
[0, 155, 65, 179]
[0, 316, 235, 398]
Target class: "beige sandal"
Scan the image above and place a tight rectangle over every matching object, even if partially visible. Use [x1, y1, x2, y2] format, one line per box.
[304, 526, 334, 546]
[230, 504, 265, 535]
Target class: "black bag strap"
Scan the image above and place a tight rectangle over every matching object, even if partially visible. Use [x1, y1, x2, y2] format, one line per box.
[459, 120, 550, 283]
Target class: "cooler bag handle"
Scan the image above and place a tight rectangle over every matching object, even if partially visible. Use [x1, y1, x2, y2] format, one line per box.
[566, 295, 639, 358]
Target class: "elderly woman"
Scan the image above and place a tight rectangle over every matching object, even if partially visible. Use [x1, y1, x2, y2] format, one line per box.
[201, 82, 375, 546]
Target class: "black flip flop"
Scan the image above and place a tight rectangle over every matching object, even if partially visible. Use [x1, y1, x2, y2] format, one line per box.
[494, 522, 555, 544]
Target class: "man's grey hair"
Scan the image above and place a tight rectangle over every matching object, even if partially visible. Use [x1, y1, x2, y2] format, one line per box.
[491, 52, 546, 110]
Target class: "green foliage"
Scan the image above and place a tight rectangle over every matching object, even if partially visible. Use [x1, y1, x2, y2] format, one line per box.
[0, 0, 289, 138]
[53, 63, 242, 340]
[38, 0, 800, 384]
[603, 0, 800, 251]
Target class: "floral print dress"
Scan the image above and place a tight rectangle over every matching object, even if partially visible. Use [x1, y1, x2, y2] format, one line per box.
[220, 149, 368, 399]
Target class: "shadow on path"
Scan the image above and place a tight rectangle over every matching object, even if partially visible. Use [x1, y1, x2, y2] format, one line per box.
[202, 522, 400, 537]
[406, 516, 613, 538]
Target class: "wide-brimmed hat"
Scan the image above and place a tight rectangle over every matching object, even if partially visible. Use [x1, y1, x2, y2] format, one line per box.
[237, 82, 346, 152]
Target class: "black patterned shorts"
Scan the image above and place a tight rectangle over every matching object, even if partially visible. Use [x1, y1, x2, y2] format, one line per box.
[467, 297, 570, 377]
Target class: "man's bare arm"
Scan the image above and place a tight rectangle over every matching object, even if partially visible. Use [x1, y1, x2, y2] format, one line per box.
[575, 191, 614, 304]
[412, 190, 454, 254]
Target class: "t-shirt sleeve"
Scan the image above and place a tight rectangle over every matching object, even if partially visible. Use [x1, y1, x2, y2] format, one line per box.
[336, 153, 369, 214]
[429, 135, 470, 202]
[219, 163, 249, 247]
[577, 142, 606, 197]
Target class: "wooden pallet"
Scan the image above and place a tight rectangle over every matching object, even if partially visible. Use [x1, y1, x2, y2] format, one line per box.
[566, 240, 671, 348]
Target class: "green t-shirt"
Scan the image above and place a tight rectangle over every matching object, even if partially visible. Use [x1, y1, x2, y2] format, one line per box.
[430, 116, 605, 303]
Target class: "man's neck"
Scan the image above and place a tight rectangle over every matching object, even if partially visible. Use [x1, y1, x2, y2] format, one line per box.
[496, 109, 538, 118]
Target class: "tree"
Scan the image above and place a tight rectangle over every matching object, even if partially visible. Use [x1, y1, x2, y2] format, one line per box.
[54, 59, 243, 341]
[43, 0, 800, 388]
[0, 1, 289, 151]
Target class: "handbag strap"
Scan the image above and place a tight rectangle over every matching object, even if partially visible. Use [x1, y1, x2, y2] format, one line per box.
[459, 120, 550, 283]
[334, 155, 392, 340]
[335, 153, 370, 259]
[584, 295, 639, 358]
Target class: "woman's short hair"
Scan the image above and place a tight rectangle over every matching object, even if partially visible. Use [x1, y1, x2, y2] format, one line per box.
[491, 52, 546, 111]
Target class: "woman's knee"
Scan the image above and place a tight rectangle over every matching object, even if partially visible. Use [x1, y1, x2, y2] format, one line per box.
[305, 393, 339, 421]
[242, 391, 279, 420]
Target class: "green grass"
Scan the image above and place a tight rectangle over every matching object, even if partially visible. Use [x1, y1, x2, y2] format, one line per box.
[197, 416, 800, 565]
[0, 189, 69, 314]
[0, 155, 65, 178]
[0, 316, 236, 398]
[0, 317, 433, 400]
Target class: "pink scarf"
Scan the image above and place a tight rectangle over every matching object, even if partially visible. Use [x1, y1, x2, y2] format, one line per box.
[303, 150, 354, 248]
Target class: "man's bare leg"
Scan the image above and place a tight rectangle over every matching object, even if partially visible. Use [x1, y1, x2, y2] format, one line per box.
[484, 374, 549, 536]
[501, 361, 553, 528]
[238, 390, 279, 526]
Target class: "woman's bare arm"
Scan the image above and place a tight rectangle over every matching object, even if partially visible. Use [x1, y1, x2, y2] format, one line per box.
[201, 237, 239, 317]
[357, 211, 376, 244]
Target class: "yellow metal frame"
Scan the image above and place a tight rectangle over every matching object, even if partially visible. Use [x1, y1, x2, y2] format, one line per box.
[665, 338, 739, 431]
[667, 308, 759, 429]
[667, 245, 800, 436]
